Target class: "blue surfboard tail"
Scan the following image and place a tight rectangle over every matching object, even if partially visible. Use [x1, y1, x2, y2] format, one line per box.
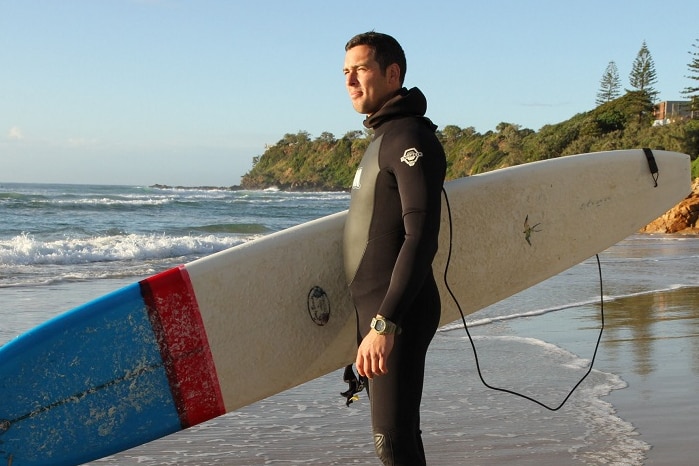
[0, 267, 225, 466]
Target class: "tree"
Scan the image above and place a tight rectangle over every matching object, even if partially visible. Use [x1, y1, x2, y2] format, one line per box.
[440, 124, 464, 143]
[628, 40, 659, 102]
[596, 61, 621, 106]
[315, 131, 337, 145]
[681, 38, 699, 116]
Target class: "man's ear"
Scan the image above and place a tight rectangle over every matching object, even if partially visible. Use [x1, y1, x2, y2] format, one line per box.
[387, 63, 401, 85]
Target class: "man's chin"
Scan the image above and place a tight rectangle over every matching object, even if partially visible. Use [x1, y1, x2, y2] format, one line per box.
[353, 102, 376, 115]
[351, 101, 366, 114]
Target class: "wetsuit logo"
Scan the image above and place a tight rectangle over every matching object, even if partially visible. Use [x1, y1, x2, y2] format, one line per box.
[400, 148, 423, 167]
[352, 167, 363, 190]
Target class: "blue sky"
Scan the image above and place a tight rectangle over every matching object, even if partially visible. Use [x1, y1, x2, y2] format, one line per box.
[1, 0, 697, 186]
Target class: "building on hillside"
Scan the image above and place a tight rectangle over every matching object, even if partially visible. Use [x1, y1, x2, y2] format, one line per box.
[653, 100, 695, 126]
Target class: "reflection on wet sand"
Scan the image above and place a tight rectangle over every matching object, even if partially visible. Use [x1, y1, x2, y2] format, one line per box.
[600, 286, 699, 376]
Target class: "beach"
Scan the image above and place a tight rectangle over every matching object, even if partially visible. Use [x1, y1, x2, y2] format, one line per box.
[72, 284, 697, 465]
[5, 268, 697, 465]
[2, 184, 698, 464]
[595, 287, 699, 465]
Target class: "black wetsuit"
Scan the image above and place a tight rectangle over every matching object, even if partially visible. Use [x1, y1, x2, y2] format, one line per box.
[343, 87, 446, 465]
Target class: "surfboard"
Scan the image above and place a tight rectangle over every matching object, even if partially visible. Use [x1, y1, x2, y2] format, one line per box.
[0, 149, 691, 465]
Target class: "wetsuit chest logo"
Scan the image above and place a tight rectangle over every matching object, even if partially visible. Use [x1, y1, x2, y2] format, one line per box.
[400, 148, 423, 167]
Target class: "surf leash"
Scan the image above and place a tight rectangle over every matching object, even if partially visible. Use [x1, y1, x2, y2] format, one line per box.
[643, 147, 659, 187]
[441, 186, 605, 411]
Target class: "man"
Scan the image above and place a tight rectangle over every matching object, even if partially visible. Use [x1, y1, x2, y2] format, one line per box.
[342, 32, 446, 465]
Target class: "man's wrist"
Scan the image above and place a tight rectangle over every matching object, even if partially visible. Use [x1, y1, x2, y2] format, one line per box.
[370, 315, 401, 335]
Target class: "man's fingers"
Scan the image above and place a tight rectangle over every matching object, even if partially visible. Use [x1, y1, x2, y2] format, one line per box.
[356, 354, 366, 378]
[356, 353, 388, 379]
[356, 332, 394, 379]
[377, 356, 387, 375]
[371, 355, 381, 377]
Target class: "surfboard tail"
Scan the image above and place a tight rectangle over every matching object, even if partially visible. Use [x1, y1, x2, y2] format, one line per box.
[0, 266, 226, 466]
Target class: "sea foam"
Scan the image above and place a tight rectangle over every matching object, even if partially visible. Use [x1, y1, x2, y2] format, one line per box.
[0, 232, 246, 266]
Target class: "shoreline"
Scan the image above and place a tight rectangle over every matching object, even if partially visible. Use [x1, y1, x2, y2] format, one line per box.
[506, 286, 699, 465]
[2, 283, 696, 464]
[601, 288, 699, 465]
[80, 285, 699, 465]
[2, 188, 698, 465]
[149, 183, 351, 193]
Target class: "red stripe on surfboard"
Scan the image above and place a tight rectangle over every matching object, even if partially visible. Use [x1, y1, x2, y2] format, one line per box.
[140, 266, 225, 428]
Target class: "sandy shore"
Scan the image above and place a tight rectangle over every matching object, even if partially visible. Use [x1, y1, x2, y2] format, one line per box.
[598, 287, 699, 465]
[4, 279, 697, 464]
[504, 286, 699, 465]
[85, 286, 699, 465]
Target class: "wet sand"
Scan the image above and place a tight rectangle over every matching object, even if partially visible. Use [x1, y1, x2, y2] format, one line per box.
[506, 286, 699, 465]
[88, 286, 699, 465]
[597, 287, 699, 465]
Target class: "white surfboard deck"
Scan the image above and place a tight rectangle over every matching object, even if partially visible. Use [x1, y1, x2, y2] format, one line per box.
[186, 148, 691, 411]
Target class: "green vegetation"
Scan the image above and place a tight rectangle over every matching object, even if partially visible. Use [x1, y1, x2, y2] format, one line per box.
[596, 61, 621, 106]
[241, 130, 369, 190]
[241, 91, 699, 190]
[628, 40, 659, 102]
[682, 38, 699, 113]
[241, 38, 699, 190]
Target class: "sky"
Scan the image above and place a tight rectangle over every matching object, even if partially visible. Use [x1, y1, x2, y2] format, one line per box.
[1, 0, 698, 187]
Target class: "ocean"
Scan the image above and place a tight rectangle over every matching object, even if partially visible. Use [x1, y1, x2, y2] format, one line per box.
[2, 182, 698, 465]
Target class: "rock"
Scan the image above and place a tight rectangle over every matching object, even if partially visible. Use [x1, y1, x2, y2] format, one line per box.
[641, 178, 699, 234]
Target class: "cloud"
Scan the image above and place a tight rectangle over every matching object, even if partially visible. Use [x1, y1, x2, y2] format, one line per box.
[7, 126, 23, 140]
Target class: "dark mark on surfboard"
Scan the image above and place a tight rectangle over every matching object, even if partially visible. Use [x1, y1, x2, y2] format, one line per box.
[307, 286, 331, 326]
[0, 362, 162, 431]
[523, 215, 542, 246]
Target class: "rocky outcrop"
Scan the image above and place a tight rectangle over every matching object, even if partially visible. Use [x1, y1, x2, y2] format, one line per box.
[641, 179, 699, 234]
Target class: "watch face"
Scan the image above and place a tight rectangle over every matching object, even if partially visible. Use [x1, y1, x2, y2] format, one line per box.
[374, 319, 386, 332]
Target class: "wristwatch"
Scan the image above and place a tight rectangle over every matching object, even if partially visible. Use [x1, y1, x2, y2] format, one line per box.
[370, 315, 401, 335]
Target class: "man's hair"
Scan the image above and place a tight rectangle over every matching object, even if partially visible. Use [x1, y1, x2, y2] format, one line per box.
[345, 31, 406, 85]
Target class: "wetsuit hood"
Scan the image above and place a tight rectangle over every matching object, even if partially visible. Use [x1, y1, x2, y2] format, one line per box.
[364, 87, 437, 131]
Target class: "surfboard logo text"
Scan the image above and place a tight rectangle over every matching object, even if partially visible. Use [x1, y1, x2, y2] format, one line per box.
[400, 148, 423, 167]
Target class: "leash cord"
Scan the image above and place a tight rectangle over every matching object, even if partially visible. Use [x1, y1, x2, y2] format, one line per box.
[441, 187, 604, 411]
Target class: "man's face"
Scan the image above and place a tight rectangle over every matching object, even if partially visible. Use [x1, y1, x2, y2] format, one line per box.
[343, 45, 399, 116]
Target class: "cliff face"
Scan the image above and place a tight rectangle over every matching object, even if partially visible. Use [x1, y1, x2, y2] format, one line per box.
[641, 179, 699, 234]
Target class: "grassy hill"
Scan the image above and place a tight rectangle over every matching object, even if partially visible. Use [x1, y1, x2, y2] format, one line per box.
[241, 92, 699, 190]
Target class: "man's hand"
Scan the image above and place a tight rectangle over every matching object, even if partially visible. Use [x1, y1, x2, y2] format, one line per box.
[356, 330, 395, 379]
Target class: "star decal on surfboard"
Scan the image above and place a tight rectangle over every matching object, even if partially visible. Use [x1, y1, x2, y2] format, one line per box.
[523, 215, 542, 246]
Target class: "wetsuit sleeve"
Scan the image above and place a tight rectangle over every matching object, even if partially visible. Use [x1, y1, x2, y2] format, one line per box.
[377, 137, 445, 323]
